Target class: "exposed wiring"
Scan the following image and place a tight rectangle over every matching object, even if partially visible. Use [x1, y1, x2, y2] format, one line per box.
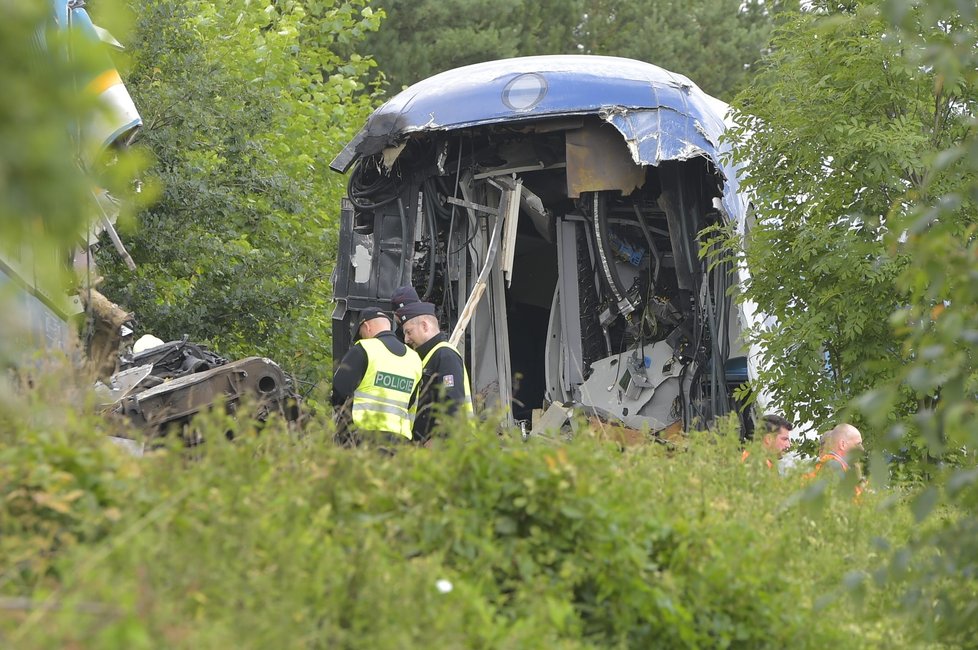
[347, 156, 400, 210]
[443, 135, 465, 318]
[591, 192, 630, 308]
[420, 180, 439, 301]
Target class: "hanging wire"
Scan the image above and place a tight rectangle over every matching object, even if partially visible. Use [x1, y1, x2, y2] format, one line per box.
[443, 135, 465, 318]
[347, 156, 400, 210]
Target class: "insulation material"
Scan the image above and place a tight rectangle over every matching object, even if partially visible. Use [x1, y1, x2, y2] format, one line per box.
[565, 122, 646, 198]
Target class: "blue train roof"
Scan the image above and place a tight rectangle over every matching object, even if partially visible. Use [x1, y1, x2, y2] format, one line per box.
[330, 55, 731, 174]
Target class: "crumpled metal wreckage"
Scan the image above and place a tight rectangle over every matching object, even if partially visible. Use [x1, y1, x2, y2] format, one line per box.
[98, 337, 301, 447]
[330, 55, 762, 440]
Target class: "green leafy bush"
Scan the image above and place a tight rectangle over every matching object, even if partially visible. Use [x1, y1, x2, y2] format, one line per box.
[0, 364, 146, 590]
[1, 406, 922, 648]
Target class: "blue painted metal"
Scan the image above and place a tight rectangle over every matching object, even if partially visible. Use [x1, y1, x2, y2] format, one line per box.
[52, 0, 69, 30]
[724, 356, 750, 384]
[48, 0, 143, 152]
[333, 55, 726, 168]
[331, 54, 747, 225]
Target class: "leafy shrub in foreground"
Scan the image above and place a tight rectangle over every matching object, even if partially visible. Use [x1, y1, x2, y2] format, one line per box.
[1, 406, 921, 648]
[0, 364, 147, 590]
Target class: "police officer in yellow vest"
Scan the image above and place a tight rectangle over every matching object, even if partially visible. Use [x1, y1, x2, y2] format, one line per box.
[331, 307, 422, 446]
[396, 301, 474, 443]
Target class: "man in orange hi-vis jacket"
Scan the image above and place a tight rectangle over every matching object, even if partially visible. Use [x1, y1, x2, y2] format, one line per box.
[811, 424, 864, 478]
[806, 424, 866, 497]
[741, 414, 793, 469]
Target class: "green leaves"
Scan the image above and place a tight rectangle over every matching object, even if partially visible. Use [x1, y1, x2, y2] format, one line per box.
[724, 3, 962, 439]
[364, 0, 775, 100]
[97, 0, 383, 384]
[1, 404, 923, 648]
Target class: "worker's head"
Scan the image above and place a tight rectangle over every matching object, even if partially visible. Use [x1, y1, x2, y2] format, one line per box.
[391, 285, 420, 310]
[357, 308, 392, 340]
[760, 414, 793, 458]
[821, 423, 864, 458]
[397, 302, 440, 349]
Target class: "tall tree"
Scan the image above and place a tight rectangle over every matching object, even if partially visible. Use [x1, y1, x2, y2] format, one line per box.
[578, 0, 777, 99]
[362, 0, 580, 92]
[364, 0, 775, 100]
[855, 1, 978, 643]
[723, 1, 975, 442]
[97, 0, 383, 385]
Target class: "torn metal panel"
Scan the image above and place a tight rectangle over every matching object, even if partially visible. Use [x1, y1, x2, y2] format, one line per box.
[598, 107, 745, 225]
[555, 219, 584, 388]
[449, 210, 503, 348]
[544, 289, 568, 403]
[577, 342, 684, 431]
[488, 242, 514, 425]
[600, 107, 719, 166]
[518, 185, 554, 243]
[495, 176, 523, 287]
[330, 55, 721, 172]
[117, 356, 298, 436]
[382, 142, 406, 169]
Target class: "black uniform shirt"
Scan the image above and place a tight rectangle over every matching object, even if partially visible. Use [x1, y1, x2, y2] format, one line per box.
[413, 332, 469, 441]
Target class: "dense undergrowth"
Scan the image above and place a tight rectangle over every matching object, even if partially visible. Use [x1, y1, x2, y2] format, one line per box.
[0, 368, 935, 649]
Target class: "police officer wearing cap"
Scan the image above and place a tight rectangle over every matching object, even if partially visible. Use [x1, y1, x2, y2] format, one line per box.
[396, 301, 474, 443]
[390, 286, 420, 344]
[331, 307, 423, 445]
[391, 285, 420, 311]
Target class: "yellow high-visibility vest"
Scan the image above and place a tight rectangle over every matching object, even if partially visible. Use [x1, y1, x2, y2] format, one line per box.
[352, 338, 422, 439]
[421, 341, 474, 416]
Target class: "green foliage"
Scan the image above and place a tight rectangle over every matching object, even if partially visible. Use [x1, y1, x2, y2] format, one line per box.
[364, 0, 537, 91]
[0, 364, 146, 588]
[863, 0, 978, 458]
[576, 0, 779, 100]
[365, 0, 777, 100]
[8, 0, 978, 646]
[723, 1, 971, 440]
[0, 400, 923, 648]
[97, 0, 383, 385]
[0, 0, 146, 360]
[719, 0, 978, 643]
[845, 0, 978, 643]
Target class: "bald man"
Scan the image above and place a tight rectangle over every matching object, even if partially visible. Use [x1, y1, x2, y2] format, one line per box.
[813, 423, 864, 479]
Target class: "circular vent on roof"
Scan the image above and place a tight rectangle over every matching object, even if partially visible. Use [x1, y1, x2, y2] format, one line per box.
[502, 73, 548, 111]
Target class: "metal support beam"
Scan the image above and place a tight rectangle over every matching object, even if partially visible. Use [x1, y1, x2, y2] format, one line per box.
[449, 195, 506, 348]
[494, 176, 522, 288]
[555, 218, 584, 388]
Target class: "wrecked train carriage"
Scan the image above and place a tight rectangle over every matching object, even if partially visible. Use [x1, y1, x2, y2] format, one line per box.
[330, 55, 754, 433]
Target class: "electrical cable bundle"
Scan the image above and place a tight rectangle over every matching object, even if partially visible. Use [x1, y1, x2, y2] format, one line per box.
[347, 156, 400, 210]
